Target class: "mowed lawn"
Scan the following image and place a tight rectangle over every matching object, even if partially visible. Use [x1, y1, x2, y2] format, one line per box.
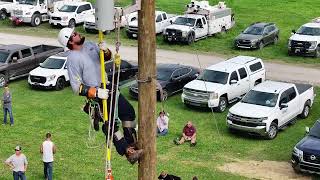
[1, 0, 320, 65]
[0, 79, 319, 179]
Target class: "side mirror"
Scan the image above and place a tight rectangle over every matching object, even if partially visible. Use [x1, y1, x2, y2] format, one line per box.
[39, 62, 43, 66]
[230, 79, 237, 85]
[12, 57, 18, 63]
[305, 127, 310, 134]
[280, 103, 288, 110]
[170, 20, 173, 24]
[292, 30, 296, 34]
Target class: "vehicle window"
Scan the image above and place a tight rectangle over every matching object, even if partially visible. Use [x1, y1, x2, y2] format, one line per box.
[202, 17, 206, 25]
[180, 67, 192, 76]
[21, 48, 32, 58]
[40, 58, 65, 69]
[243, 26, 264, 35]
[10, 52, 20, 63]
[120, 61, 131, 69]
[287, 87, 297, 101]
[171, 68, 183, 78]
[238, 68, 247, 79]
[157, 68, 174, 81]
[173, 17, 195, 27]
[229, 71, 239, 83]
[1, 0, 13, 2]
[59, 5, 77, 12]
[309, 121, 320, 138]
[0, 51, 9, 63]
[162, 13, 167, 20]
[83, 4, 91, 11]
[156, 15, 162, 22]
[77, 5, 85, 14]
[249, 62, 262, 72]
[242, 90, 278, 107]
[296, 26, 320, 36]
[197, 70, 229, 84]
[279, 92, 289, 105]
[196, 19, 202, 27]
[39, 0, 44, 4]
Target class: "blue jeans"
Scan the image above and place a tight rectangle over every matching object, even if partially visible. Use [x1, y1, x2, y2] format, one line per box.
[157, 128, 168, 136]
[13, 171, 26, 180]
[44, 162, 53, 180]
[3, 106, 14, 125]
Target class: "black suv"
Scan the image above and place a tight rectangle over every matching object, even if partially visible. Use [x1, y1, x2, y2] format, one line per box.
[234, 22, 279, 49]
[292, 119, 320, 175]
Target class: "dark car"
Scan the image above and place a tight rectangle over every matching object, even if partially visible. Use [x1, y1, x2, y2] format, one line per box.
[129, 64, 200, 101]
[292, 119, 320, 175]
[234, 22, 279, 49]
[105, 60, 138, 83]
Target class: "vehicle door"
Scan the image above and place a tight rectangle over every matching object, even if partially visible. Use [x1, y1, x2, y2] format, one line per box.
[161, 13, 169, 28]
[201, 17, 208, 34]
[75, 5, 85, 23]
[285, 87, 300, 119]
[80, 4, 94, 22]
[194, 18, 206, 38]
[237, 67, 250, 96]
[168, 68, 184, 93]
[155, 14, 163, 34]
[39, 0, 47, 14]
[263, 26, 273, 44]
[178, 67, 193, 89]
[7, 51, 21, 78]
[278, 90, 291, 126]
[18, 48, 35, 75]
[227, 70, 240, 101]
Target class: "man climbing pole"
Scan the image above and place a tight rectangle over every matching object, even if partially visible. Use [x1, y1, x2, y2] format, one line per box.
[57, 27, 143, 164]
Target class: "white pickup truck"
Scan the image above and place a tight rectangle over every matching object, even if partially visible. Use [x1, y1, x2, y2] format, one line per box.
[0, 0, 18, 20]
[49, 1, 94, 28]
[163, 1, 235, 44]
[182, 56, 265, 112]
[28, 52, 69, 90]
[288, 17, 320, 57]
[126, 10, 176, 38]
[227, 81, 316, 139]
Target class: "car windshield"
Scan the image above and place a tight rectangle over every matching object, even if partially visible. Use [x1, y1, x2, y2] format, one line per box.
[157, 68, 173, 81]
[173, 17, 196, 27]
[18, 0, 36, 5]
[40, 58, 65, 69]
[59, 5, 77, 12]
[308, 121, 320, 138]
[241, 90, 278, 107]
[243, 26, 264, 35]
[296, 26, 320, 36]
[0, 51, 9, 63]
[197, 70, 229, 84]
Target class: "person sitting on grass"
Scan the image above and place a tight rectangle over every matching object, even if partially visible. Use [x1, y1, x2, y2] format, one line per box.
[174, 121, 197, 147]
[157, 111, 169, 136]
[158, 171, 181, 180]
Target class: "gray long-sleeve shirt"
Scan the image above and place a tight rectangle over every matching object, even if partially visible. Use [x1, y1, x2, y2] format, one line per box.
[67, 41, 103, 94]
[2, 91, 12, 108]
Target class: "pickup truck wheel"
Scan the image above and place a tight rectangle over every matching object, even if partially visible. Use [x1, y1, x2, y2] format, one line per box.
[299, 103, 310, 119]
[187, 34, 194, 45]
[0, 74, 7, 87]
[266, 122, 278, 140]
[68, 19, 76, 28]
[31, 14, 41, 27]
[55, 77, 65, 91]
[0, 10, 6, 20]
[258, 41, 264, 50]
[216, 97, 227, 112]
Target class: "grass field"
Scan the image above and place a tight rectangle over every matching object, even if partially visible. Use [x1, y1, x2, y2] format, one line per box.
[0, 79, 319, 179]
[1, 0, 320, 65]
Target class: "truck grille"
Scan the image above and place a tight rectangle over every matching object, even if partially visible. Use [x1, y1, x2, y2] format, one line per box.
[85, 22, 95, 27]
[166, 29, 182, 36]
[303, 152, 320, 164]
[183, 88, 209, 101]
[230, 120, 265, 127]
[236, 39, 252, 46]
[128, 26, 138, 33]
[51, 16, 61, 20]
[30, 76, 46, 84]
[13, 10, 23, 16]
[228, 113, 262, 122]
[291, 40, 311, 49]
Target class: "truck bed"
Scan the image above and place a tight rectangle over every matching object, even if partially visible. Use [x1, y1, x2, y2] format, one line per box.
[32, 45, 63, 55]
[295, 83, 313, 94]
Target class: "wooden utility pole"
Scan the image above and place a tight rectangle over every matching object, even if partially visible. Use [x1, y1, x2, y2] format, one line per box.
[137, 0, 156, 178]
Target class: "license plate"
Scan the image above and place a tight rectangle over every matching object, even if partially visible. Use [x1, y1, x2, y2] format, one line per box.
[132, 34, 137, 38]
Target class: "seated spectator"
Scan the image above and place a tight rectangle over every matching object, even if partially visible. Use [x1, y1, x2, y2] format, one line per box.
[174, 121, 197, 146]
[158, 171, 181, 180]
[157, 111, 169, 136]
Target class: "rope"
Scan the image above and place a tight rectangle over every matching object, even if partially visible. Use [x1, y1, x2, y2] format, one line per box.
[86, 101, 105, 149]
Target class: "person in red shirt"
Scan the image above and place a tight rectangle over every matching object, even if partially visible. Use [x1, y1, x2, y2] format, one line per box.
[174, 121, 197, 146]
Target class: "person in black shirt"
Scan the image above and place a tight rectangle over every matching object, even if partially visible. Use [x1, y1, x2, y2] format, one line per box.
[158, 171, 181, 180]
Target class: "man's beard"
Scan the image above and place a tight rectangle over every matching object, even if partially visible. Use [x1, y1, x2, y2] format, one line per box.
[76, 36, 85, 45]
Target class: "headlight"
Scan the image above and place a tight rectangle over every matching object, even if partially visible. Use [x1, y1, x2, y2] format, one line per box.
[288, 39, 292, 47]
[182, 31, 188, 37]
[209, 92, 218, 99]
[259, 117, 268, 121]
[62, 16, 68, 21]
[309, 41, 317, 49]
[48, 75, 56, 81]
[251, 39, 259, 44]
[293, 146, 303, 160]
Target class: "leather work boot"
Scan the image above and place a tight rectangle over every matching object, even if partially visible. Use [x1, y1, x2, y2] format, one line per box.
[125, 147, 143, 165]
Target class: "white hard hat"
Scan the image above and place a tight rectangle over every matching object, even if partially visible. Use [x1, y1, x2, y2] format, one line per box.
[58, 27, 74, 47]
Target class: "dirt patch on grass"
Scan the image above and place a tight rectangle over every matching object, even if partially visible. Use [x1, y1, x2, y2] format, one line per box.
[218, 160, 311, 180]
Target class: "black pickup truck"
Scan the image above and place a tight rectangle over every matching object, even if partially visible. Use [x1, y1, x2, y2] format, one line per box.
[0, 44, 63, 86]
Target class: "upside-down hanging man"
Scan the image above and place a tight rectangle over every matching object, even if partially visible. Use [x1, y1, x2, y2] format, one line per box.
[57, 28, 143, 164]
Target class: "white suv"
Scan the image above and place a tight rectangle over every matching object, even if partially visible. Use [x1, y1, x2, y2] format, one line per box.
[49, 1, 93, 27]
[28, 52, 69, 90]
[288, 17, 320, 57]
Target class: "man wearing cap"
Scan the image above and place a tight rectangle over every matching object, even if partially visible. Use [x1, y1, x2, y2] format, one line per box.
[4, 146, 28, 180]
[57, 28, 143, 164]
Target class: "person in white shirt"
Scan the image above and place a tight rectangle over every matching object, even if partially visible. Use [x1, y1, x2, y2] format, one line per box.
[5, 145, 28, 180]
[156, 111, 169, 136]
[40, 133, 56, 180]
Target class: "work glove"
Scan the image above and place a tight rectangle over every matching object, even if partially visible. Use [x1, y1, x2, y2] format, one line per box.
[96, 88, 109, 100]
[98, 41, 108, 51]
